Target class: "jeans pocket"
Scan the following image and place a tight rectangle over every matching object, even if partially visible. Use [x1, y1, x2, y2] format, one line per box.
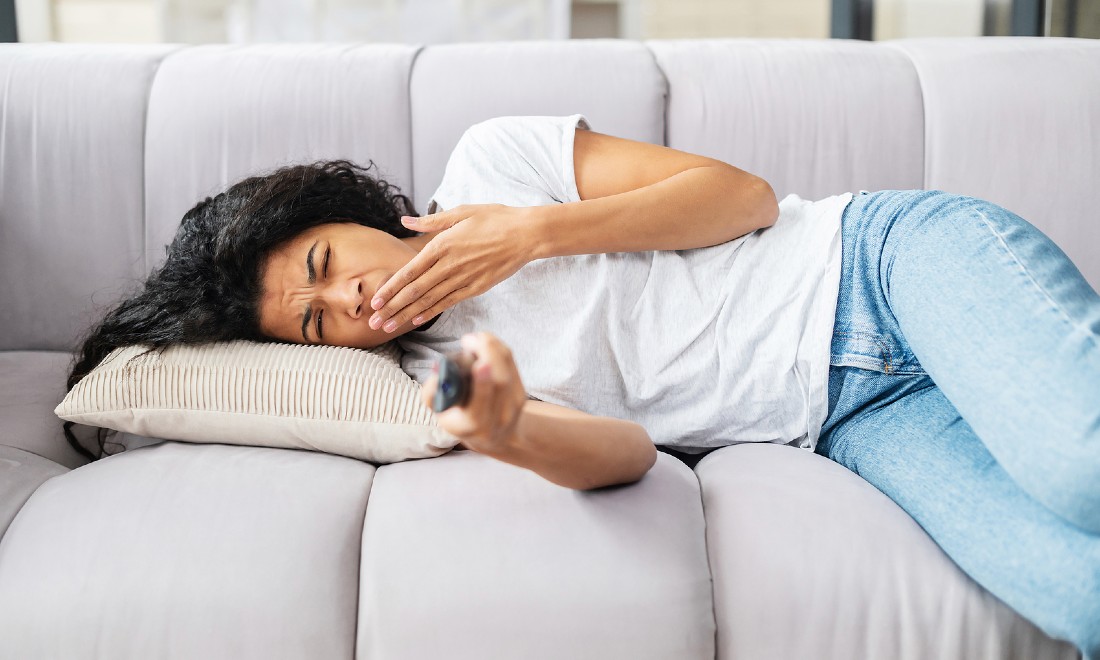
[830, 328, 926, 375]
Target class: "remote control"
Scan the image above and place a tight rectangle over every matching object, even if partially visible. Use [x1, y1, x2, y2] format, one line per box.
[430, 350, 474, 412]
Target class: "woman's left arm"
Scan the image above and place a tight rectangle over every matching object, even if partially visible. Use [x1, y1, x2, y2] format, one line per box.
[368, 128, 779, 332]
[526, 127, 780, 259]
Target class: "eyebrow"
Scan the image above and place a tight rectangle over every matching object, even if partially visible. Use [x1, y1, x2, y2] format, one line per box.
[301, 241, 319, 343]
[301, 306, 313, 343]
[306, 241, 318, 285]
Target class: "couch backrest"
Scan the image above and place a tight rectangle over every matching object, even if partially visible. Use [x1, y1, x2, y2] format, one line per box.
[2, 37, 1098, 353]
[143, 44, 420, 273]
[0, 44, 178, 352]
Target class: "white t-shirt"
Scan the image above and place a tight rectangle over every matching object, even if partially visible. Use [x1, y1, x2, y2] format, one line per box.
[397, 114, 852, 453]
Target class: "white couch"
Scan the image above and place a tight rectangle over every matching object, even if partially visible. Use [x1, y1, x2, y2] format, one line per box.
[1, 37, 1096, 659]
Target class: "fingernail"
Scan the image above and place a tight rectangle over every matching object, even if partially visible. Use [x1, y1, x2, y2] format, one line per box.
[371, 297, 384, 309]
[413, 315, 424, 325]
[369, 315, 381, 329]
[383, 320, 397, 332]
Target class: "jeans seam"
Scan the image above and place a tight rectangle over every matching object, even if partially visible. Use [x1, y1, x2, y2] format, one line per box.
[975, 207, 1100, 351]
[832, 329, 895, 373]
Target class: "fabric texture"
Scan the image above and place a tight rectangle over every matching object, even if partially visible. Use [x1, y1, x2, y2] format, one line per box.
[54, 340, 460, 464]
[399, 114, 853, 453]
[695, 442, 1079, 660]
[818, 189, 1100, 660]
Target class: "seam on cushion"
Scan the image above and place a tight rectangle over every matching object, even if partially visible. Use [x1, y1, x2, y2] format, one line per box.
[640, 40, 671, 148]
[880, 43, 928, 190]
[0, 474, 63, 548]
[141, 46, 186, 275]
[694, 466, 719, 658]
[688, 450, 723, 658]
[407, 43, 425, 208]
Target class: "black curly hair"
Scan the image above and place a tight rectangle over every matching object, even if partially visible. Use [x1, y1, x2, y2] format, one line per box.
[64, 159, 421, 462]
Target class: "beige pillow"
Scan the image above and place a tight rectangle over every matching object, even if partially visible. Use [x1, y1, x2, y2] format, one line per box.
[54, 340, 460, 464]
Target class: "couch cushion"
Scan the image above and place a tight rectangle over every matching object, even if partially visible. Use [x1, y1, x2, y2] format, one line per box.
[0, 351, 100, 470]
[646, 39, 925, 202]
[409, 39, 666, 214]
[0, 44, 179, 351]
[358, 450, 715, 659]
[0, 442, 375, 659]
[695, 443, 1080, 660]
[0, 445, 67, 545]
[144, 43, 420, 272]
[884, 37, 1100, 292]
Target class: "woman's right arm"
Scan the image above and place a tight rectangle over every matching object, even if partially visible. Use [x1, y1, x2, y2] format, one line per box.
[425, 332, 657, 492]
[491, 399, 658, 491]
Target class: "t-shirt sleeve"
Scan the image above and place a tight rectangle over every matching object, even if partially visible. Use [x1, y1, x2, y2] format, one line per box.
[426, 113, 591, 214]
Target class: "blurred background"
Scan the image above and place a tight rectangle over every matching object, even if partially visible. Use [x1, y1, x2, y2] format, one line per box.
[0, 0, 1096, 43]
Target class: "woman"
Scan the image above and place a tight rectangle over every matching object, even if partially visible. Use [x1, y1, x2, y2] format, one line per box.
[67, 115, 1098, 657]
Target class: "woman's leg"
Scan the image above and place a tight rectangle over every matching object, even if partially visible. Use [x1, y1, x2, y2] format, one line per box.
[871, 190, 1100, 532]
[818, 189, 1100, 657]
[818, 370, 1100, 658]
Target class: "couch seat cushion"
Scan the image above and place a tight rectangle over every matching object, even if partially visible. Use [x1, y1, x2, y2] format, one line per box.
[0, 442, 376, 659]
[696, 443, 1080, 660]
[358, 450, 715, 659]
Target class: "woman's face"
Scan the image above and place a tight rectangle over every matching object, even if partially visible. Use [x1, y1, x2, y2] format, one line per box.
[258, 222, 432, 349]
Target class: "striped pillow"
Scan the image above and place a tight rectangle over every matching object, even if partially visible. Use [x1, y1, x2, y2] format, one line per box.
[54, 340, 459, 464]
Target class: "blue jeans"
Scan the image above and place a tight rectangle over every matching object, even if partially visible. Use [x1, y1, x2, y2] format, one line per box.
[816, 189, 1100, 659]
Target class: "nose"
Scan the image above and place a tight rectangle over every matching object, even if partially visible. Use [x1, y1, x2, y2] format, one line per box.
[326, 278, 364, 319]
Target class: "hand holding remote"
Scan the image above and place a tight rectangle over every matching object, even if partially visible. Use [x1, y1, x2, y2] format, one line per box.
[420, 332, 529, 457]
